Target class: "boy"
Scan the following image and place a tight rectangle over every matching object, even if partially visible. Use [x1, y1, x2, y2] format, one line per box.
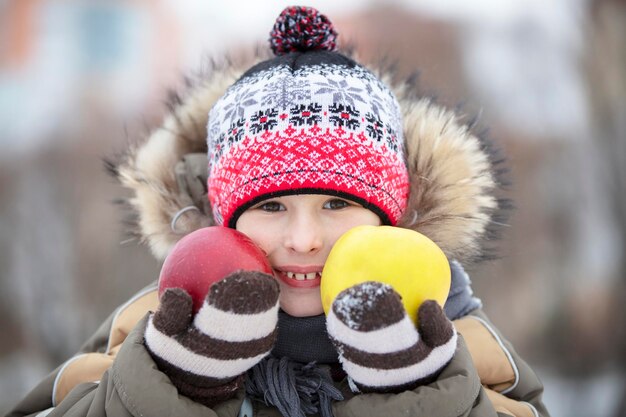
[7, 6, 548, 417]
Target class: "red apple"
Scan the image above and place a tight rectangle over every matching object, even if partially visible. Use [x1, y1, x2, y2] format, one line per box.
[158, 226, 273, 313]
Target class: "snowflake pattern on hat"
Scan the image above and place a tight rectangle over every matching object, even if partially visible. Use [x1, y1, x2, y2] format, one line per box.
[207, 63, 408, 227]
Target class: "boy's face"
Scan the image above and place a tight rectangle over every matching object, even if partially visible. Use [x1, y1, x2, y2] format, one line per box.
[236, 194, 381, 317]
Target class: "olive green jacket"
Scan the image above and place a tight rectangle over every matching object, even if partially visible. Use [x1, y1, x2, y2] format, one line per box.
[6, 286, 548, 417]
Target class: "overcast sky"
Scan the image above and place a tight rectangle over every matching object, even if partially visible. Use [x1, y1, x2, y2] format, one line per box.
[0, 0, 589, 154]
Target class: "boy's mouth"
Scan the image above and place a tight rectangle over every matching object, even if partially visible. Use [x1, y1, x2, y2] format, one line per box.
[284, 271, 321, 281]
[274, 267, 323, 288]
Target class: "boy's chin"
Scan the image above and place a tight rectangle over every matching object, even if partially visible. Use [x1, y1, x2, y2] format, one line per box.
[280, 300, 325, 317]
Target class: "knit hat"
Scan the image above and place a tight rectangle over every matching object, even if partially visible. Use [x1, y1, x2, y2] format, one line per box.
[207, 6, 409, 228]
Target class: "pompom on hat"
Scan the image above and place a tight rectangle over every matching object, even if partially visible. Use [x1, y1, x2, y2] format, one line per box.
[207, 6, 409, 228]
[269, 6, 338, 54]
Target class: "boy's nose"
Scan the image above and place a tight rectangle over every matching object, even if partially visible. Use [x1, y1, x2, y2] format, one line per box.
[284, 215, 323, 254]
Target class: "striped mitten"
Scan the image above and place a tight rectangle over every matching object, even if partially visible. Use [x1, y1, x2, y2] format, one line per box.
[326, 281, 457, 393]
[145, 271, 280, 407]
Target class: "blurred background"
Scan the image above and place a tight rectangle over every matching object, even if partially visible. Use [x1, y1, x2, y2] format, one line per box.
[1, 0, 625, 416]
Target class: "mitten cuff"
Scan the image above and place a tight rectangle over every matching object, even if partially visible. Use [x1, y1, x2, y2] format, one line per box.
[145, 317, 277, 380]
[173, 373, 245, 408]
[340, 330, 457, 392]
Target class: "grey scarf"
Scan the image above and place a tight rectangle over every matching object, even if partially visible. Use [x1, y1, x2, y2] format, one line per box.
[444, 260, 482, 320]
[245, 312, 343, 417]
[245, 260, 481, 417]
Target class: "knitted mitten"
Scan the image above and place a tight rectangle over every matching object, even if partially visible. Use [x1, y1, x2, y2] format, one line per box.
[145, 271, 280, 407]
[326, 281, 457, 393]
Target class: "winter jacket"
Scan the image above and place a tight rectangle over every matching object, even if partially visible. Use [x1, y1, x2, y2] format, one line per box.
[6, 284, 547, 417]
[7, 54, 549, 417]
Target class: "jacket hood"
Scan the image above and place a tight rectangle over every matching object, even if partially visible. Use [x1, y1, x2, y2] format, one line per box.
[110, 53, 501, 264]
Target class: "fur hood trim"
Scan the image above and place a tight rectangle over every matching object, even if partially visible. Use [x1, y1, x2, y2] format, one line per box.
[111, 56, 500, 263]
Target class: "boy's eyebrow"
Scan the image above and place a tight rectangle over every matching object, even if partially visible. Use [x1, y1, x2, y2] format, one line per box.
[250, 199, 281, 207]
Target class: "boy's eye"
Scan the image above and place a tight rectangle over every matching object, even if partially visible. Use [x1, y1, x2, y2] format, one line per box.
[323, 198, 351, 210]
[257, 201, 285, 212]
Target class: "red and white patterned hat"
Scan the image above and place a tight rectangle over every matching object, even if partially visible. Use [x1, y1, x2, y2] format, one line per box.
[207, 6, 409, 227]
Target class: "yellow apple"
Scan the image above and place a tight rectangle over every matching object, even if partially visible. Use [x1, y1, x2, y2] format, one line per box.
[321, 225, 451, 325]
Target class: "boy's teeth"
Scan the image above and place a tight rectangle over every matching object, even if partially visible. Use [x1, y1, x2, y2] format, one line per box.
[284, 272, 320, 280]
